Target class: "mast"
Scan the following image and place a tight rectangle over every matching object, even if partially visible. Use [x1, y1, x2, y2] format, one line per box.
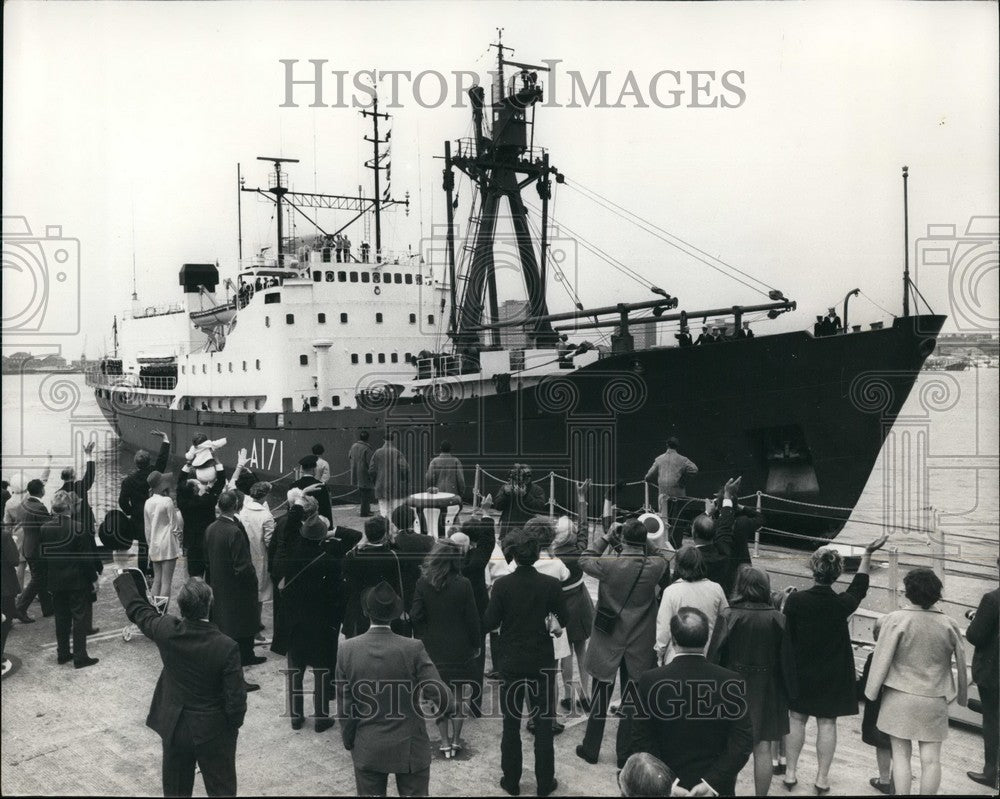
[237, 162, 243, 261]
[450, 36, 560, 353]
[443, 140, 459, 335]
[257, 156, 299, 267]
[361, 96, 391, 263]
[902, 165, 910, 317]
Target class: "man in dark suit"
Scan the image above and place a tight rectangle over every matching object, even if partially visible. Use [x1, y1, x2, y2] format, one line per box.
[966, 578, 999, 789]
[390, 504, 434, 615]
[41, 491, 103, 668]
[1, 521, 21, 663]
[115, 575, 247, 797]
[484, 529, 567, 797]
[631, 607, 753, 796]
[204, 491, 264, 678]
[674, 328, 693, 348]
[690, 489, 737, 594]
[342, 516, 407, 638]
[336, 581, 451, 797]
[710, 489, 761, 596]
[58, 440, 97, 539]
[118, 430, 170, 574]
[736, 321, 754, 339]
[13, 479, 54, 621]
[694, 326, 711, 346]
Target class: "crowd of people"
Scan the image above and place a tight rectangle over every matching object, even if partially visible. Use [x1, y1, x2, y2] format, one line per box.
[0, 433, 996, 799]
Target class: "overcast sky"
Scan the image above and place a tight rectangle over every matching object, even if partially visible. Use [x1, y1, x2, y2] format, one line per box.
[3, 0, 997, 357]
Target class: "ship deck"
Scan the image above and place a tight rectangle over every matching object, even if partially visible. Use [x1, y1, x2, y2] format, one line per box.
[2, 502, 993, 797]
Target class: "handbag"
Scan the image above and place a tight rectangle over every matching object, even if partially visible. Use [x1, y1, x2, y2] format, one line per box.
[593, 556, 646, 636]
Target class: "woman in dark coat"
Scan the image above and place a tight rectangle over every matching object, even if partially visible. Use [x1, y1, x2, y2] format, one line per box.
[459, 514, 496, 716]
[552, 513, 594, 712]
[782, 535, 887, 793]
[708, 565, 796, 796]
[175, 464, 227, 579]
[410, 539, 481, 758]
[270, 494, 346, 731]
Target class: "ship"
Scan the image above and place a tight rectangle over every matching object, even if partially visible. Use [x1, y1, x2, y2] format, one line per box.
[87, 39, 945, 543]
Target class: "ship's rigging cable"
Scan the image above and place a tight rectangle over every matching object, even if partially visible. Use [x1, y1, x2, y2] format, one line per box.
[522, 207, 613, 349]
[563, 178, 777, 298]
[523, 199, 656, 291]
[858, 289, 898, 319]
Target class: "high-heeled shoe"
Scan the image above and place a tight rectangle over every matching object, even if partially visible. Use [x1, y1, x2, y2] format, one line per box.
[439, 743, 453, 759]
[781, 778, 797, 790]
[814, 784, 831, 795]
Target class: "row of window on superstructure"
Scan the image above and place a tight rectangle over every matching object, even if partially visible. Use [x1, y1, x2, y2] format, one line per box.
[265, 312, 435, 326]
[182, 359, 262, 375]
[312, 269, 423, 285]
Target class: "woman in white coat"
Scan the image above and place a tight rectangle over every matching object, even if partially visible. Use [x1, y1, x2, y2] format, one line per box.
[238, 481, 275, 637]
[143, 471, 183, 606]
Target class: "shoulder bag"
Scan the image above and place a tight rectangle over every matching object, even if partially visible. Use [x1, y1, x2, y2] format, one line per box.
[593, 555, 646, 636]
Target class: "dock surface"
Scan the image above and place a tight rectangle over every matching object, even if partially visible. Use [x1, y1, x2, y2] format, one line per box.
[2, 503, 994, 797]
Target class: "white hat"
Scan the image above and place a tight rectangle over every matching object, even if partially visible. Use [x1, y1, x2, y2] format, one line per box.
[637, 512, 666, 541]
[6, 478, 25, 495]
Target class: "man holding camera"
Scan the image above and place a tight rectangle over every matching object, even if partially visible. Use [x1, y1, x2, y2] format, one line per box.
[576, 510, 674, 768]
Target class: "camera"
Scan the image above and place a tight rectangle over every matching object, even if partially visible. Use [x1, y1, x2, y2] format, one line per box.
[2, 216, 81, 334]
[913, 216, 998, 334]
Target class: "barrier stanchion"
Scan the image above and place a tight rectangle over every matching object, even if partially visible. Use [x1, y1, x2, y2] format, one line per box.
[931, 509, 946, 589]
[754, 491, 763, 557]
[548, 472, 556, 519]
[473, 464, 482, 510]
[888, 547, 900, 609]
[644, 482, 650, 514]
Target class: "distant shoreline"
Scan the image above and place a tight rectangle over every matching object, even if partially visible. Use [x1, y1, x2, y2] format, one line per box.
[0, 367, 85, 375]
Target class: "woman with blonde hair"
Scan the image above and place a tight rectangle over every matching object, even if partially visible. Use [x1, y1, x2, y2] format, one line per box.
[411, 538, 481, 758]
[144, 471, 182, 607]
[865, 568, 968, 795]
[552, 513, 595, 713]
[783, 535, 887, 794]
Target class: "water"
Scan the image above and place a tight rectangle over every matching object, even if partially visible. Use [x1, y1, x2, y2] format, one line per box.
[4, 368, 997, 605]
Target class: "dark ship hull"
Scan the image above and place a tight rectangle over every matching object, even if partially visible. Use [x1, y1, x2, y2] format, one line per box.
[94, 314, 945, 544]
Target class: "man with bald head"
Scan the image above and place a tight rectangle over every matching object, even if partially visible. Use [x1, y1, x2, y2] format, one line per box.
[688, 477, 740, 594]
[631, 607, 752, 797]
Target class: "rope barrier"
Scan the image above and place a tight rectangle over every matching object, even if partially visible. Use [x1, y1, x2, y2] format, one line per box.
[475, 465, 955, 539]
[756, 493, 854, 513]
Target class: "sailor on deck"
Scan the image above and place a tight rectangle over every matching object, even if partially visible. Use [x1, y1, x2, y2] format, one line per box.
[645, 438, 699, 548]
[826, 307, 842, 334]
